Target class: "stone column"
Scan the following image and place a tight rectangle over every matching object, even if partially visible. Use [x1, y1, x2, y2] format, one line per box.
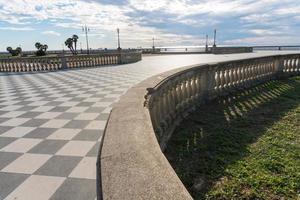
[201, 65, 217, 101]
[60, 55, 68, 70]
[274, 55, 285, 79]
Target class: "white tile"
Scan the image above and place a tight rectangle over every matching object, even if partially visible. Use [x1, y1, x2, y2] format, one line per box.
[25, 97, 44, 101]
[41, 119, 70, 128]
[53, 97, 72, 102]
[2, 153, 51, 174]
[47, 128, 81, 140]
[28, 101, 49, 106]
[4, 175, 65, 200]
[32, 106, 55, 112]
[69, 91, 85, 95]
[92, 102, 112, 107]
[77, 94, 93, 98]
[84, 120, 107, 130]
[75, 113, 99, 120]
[104, 94, 120, 98]
[35, 112, 61, 119]
[69, 157, 97, 179]
[1, 127, 36, 138]
[23, 94, 39, 98]
[58, 101, 79, 107]
[65, 106, 89, 113]
[96, 91, 109, 95]
[0, 118, 30, 126]
[102, 107, 112, 114]
[1, 138, 42, 153]
[56, 141, 95, 156]
[48, 94, 65, 98]
[0, 111, 26, 118]
[0, 105, 23, 111]
[83, 98, 102, 102]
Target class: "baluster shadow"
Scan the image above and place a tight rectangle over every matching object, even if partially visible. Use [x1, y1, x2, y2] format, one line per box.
[165, 77, 300, 199]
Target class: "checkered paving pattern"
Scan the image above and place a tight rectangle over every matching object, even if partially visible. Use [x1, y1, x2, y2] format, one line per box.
[0, 65, 156, 200]
[0, 53, 288, 199]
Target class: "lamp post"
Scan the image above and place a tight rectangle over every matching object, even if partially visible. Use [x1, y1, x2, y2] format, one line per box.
[213, 29, 217, 48]
[205, 34, 208, 53]
[82, 25, 90, 54]
[152, 37, 155, 53]
[117, 28, 121, 51]
[80, 42, 82, 54]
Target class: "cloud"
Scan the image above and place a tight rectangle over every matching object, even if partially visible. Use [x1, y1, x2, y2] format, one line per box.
[247, 29, 283, 36]
[224, 35, 300, 46]
[42, 31, 61, 36]
[0, 0, 299, 48]
[0, 26, 34, 31]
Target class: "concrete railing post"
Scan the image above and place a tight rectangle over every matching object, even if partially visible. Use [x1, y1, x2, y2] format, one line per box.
[201, 65, 217, 101]
[274, 56, 285, 79]
[60, 56, 68, 69]
[118, 51, 122, 64]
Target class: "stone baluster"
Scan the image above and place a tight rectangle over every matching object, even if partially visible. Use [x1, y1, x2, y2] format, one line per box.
[177, 79, 184, 113]
[214, 70, 220, 90]
[170, 82, 178, 118]
[274, 56, 285, 78]
[194, 72, 201, 100]
[296, 56, 300, 72]
[292, 57, 297, 72]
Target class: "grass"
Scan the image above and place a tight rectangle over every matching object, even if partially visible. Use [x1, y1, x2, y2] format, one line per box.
[165, 76, 300, 200]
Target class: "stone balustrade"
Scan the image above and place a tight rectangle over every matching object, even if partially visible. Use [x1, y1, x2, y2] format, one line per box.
[147, 54, 300, 150]
[0, 51, 141, 72]
[98, 53, 300, 200]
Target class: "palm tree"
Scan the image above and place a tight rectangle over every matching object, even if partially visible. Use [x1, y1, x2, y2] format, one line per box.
[65, 38, 75, 54]
[6, 46, 22, 56]
[16, 47, 22, 55]
[35, 42, 48, 56]
[42, 44, 48, 52]
[6, 47, 12, 53]
[72, 35, 79, 54]
[35, 42, 42, 50]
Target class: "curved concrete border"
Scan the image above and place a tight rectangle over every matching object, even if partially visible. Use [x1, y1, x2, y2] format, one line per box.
[98, 53, 300, 200]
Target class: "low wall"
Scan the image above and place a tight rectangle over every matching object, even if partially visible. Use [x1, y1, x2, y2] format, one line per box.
[212, 46, 253, 54]
[98, 53, 300, 199]
[0, 51, 142, 72]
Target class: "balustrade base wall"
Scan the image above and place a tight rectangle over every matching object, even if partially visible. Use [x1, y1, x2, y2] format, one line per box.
[146, 54, 300, 150]
[0, 52, 142, 73]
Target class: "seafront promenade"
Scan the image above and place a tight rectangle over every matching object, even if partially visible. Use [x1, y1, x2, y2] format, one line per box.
[0, 52, 299, 199]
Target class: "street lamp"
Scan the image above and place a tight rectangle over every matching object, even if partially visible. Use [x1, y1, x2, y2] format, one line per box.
[205, 34, 208, 52]
[117, 28, 121, 51]
[213, 29, 217, 47]
[79, 42, 83, 54]
[152, 37, 156, 53]
[82, 25, 90, 54]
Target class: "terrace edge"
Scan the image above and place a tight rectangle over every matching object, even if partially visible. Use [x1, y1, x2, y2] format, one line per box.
[98, 53, 300, 199]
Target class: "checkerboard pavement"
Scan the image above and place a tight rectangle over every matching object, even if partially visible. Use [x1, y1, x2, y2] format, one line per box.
[0, 53, 278, 199]
[0, 64, 157, 200]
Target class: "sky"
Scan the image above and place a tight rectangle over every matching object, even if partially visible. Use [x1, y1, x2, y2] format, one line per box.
[0, 0, 300, 51]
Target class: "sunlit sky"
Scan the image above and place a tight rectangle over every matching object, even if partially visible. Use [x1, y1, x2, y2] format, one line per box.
[0, 0, 299, 51]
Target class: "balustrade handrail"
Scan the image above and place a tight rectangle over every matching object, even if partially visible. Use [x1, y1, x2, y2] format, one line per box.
[0, 51, 142, 72]
[98, 53, 300, 200]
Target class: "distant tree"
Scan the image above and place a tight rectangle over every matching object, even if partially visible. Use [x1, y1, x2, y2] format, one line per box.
[65, 38, 75, 55]
[72, 35, 79, 55]
[35, 42, 48, 56]
[65, 35, 79, 55]
[6, 46, 22, 56]
[16, 47, 22, 53]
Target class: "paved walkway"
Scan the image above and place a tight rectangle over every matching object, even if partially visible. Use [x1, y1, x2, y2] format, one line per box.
[0, 52, 298, 200]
